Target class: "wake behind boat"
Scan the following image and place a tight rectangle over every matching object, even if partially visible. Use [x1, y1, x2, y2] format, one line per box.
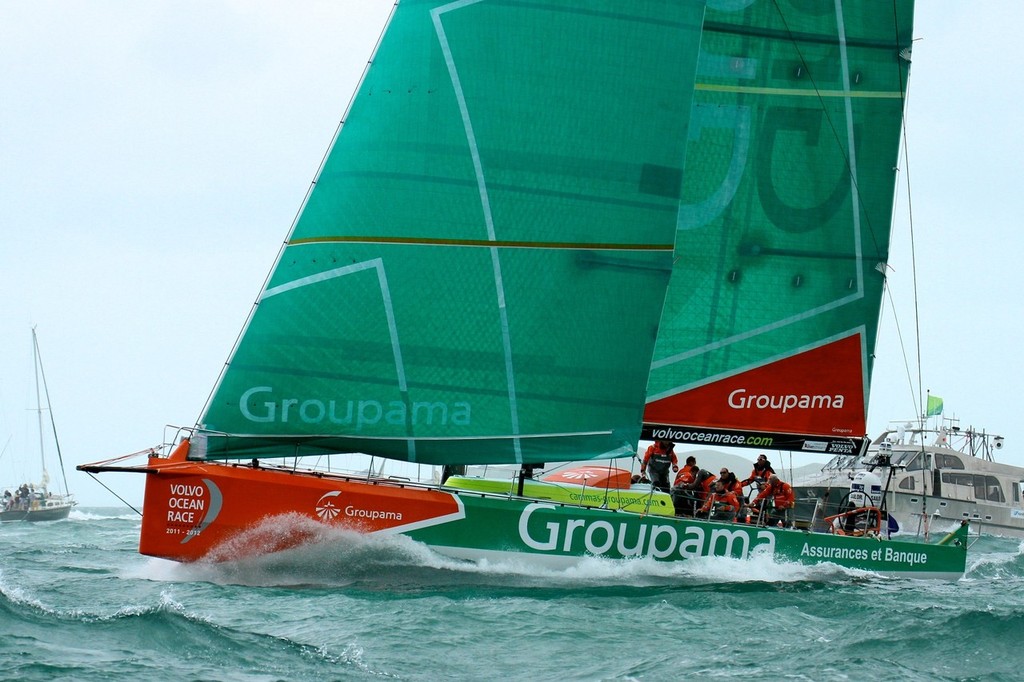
[2, 329, 75, 523]
[80, 1, 969, 577]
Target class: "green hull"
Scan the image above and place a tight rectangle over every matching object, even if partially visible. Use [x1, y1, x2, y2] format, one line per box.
[443, 476, 675, 517]
[406, 491, 968, 580]
[118, 453, 965, 578]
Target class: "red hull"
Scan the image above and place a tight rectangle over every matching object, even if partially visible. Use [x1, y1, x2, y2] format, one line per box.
[139, 443, 463, 562]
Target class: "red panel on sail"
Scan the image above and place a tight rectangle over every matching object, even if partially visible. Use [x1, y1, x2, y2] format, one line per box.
[645, 334, 866, 438]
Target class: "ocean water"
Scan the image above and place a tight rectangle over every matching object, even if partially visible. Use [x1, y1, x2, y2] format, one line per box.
[1, 509, 1022, 681]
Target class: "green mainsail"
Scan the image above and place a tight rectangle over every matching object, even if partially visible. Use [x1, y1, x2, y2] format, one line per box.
[643, 1, 915, 451]
[196, 0, 707, 464]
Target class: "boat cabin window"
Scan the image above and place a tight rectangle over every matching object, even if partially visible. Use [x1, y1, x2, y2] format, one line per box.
[1015, 482, 1022, 504]
[984, 476, 1005, 503]
[934, 453, 965, 470]
[897, 476, 915, 491]
[940, 473, 1004, 502]
[974, 477, 987, 501]
[890, 451, 924, 471]
[941, 473, 973, 487]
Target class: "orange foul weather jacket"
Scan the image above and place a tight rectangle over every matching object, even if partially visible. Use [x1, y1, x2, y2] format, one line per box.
[752, 481, 795, 510]
[741, 462, 776, 487]
[698, 490, 740, 515]
[673, 464, 698, 487]
[641, 443, 678, 477]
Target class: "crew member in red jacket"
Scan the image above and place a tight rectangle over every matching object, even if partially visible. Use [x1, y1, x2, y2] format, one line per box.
[750, 474, 795, 527]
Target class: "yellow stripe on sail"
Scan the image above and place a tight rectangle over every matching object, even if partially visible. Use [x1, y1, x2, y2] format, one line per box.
[696, 83, 905, 99]
[290, 235, 675, 252]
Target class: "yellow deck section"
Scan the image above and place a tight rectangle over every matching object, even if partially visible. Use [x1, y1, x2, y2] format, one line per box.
[443, 476, 674, 516]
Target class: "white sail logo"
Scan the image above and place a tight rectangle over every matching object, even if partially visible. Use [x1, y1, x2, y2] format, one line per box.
[727, 388, 845, 414]
[239, 386, 471, 431]
[315, 491, 343, 520]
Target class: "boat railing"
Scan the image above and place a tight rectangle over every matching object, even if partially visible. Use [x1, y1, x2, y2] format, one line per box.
[824, 505, 885, 537]
[877, 420, 1005, 462]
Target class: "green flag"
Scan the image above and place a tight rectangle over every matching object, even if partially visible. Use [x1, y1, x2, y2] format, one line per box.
[926, 395, 944, 417]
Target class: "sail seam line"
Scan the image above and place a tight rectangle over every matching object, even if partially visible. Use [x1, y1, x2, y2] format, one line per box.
[648, 326, 867, 401]
[651, 292, 863, 370]
[834, 0, 866, 303]
[434, 0, 523, 462]
[259, 258, 416, 461]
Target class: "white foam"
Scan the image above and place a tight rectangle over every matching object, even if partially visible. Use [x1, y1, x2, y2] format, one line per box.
[69, 508, 138, 521]
[125, 513, 877, 587]
[0, 567, 49, 611]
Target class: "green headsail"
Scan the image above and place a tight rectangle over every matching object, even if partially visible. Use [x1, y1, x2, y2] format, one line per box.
[643, 1, 915, 453]
[196, 0, 707, 464]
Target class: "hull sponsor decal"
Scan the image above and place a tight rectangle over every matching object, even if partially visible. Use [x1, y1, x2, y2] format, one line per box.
[177, 478, 222, 544]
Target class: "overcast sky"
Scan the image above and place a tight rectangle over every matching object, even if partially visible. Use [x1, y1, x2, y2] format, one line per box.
[1, 2, 1021, 507]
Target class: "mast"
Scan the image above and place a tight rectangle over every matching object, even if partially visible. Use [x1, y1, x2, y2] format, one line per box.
[33, 327, 48, 486]
[31, 328, 68, 493]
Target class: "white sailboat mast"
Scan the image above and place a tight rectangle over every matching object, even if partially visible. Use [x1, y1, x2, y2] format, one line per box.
[31, 328, 51, 488]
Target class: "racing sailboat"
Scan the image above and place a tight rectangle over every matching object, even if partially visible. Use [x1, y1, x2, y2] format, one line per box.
[2, 329, 76, 522]
[80, 0, 968, 578]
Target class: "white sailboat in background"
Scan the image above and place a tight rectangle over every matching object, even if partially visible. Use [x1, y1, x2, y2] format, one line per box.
[1, 328, 75, 522]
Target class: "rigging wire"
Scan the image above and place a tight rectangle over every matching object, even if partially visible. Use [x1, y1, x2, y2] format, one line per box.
[882, 284, 920, 418]
[83, 472, 142, 517]
[771, 1, 927, 535]
[888, 5, 926, 425]
[888, 1, 931, 539]
[885, 0, 925, 421]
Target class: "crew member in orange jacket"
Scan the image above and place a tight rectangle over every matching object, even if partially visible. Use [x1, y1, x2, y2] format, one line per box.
[671, 466, 715, 517]
[750, 474, 794, 526]
[698, 480, 740, 521]
[687, 469, 717, 507]
[640, 439, 678, 493]
[741, 454, 776, 488]
[718, 468, 743, 497]
[673, 456, 698, 487]
[718, 468, 747, 519]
